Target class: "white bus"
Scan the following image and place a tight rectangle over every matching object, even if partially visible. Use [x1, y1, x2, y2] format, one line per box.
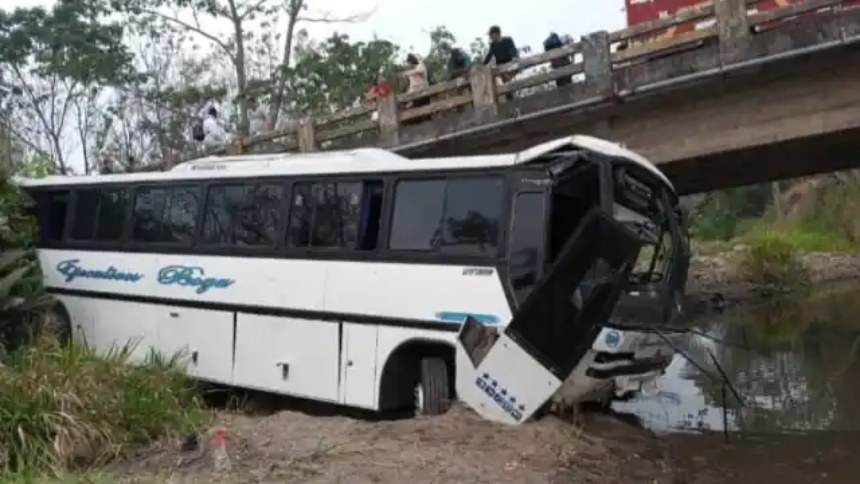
[19, 135, 689, 423]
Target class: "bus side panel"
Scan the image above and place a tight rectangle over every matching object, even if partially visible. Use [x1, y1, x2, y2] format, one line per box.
[89, 299, 159, 364]
[323, 261, 512, 326]
[156, 305, 234, 384]
[339, 323, 379, 409]
[233, 314, 340, 403]
[54, 294, 95, 345]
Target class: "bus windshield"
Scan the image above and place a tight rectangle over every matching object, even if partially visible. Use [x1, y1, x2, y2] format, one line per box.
[611, 165, 679, 286]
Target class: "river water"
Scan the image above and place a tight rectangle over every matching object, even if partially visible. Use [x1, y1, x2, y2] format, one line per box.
[613, 281, 860, 483]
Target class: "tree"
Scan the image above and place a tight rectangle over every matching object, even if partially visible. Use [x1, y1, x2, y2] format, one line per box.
[114, 0, 370, 135]
[284, 32, 400, 116]
[0, 0, 134, 173]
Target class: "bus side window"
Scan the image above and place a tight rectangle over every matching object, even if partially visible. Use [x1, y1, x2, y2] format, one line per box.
[389, 176, 503, 256]
[202, 183, 283, 247]
[508, 193, 546, 306]
[33, 190, 70, 242]
[357, 181, 383, 251]
[94, 189, 128, 241]
[70, 189, 100, 240]
[131, 187, 169, 243]
[287, 181, 368, 250]
[132, 186, 200, 244]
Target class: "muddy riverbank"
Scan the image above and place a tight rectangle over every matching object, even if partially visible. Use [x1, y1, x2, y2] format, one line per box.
[686, 251, 860, 314]
[108, 405, 671, 484]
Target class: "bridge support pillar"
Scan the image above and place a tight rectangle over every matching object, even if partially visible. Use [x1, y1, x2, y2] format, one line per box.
[470, 63, 498, 123]
[297, 117, 317, 152]
[716, 0, 750, 64]
[581, 31, 612, 98]
[377, 92, 400, 147]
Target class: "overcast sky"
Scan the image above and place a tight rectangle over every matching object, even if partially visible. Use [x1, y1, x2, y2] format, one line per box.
[6, 0, 627, 172]
[9, 0, 626, 53]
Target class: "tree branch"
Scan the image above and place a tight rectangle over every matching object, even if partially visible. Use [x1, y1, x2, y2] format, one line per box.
[239, 0, 270, 20]
[139, 8, 235, 60]
[296, 9, 374, 24]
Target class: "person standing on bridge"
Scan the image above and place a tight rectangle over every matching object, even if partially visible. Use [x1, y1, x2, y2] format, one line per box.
[201, 107, 227, 151]
[483, 26, 519, 100]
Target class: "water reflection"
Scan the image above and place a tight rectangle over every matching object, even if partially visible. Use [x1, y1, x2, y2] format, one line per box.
[613, 281, 860, 434]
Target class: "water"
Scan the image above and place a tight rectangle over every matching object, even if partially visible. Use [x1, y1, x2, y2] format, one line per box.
[615, 280, 860, 434]
[612, 281, 860, 482]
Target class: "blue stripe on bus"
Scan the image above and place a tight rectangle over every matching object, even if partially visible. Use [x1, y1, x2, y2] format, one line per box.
[435, 312, 501, 324]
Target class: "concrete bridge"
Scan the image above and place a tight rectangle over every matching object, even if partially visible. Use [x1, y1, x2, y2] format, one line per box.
[178, 0, 860, 195]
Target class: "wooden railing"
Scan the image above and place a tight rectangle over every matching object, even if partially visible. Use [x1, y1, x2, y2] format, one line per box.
[151, 0, 855, 169]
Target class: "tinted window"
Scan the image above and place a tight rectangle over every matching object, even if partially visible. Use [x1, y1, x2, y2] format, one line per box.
[95, 189, 127, 240]
[163, 187, 199, 243]
[442, 178, 504, 255]
[132, 187, 169, 242]
[389, 177, 504, 255]
[132, 186, 200, 243]
[32, 190, 69, 242]
[287, 181, 362, 249]
[70, 189, 99, 240]
[203, 183, 283, 246]
[389, 180, 445, 250]
[509, 193, 546, 306]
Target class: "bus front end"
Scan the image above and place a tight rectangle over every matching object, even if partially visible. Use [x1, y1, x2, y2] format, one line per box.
[455, 136, 690, 425]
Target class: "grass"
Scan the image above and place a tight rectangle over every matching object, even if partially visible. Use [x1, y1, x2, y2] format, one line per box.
[733, 231, 810, 292]
[0, 335, 203, 476]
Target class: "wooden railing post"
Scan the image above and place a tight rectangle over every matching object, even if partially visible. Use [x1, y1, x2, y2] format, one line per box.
[715, 0, 750, 64]
[469, 63, 498, 121]
[297, 117, 317, 152]
[581, 31, 612, 98]
[377, 92, 400, 147]
[226, 138, 244, 155]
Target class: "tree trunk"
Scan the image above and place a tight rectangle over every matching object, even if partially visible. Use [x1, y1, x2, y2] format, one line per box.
[227, 0, 249, 135]
[771, 181, 783, 221]
[270, 0, 303, 127]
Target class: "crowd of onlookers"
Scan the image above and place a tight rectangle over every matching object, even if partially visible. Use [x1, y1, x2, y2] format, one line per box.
[190, 25, 576, 153]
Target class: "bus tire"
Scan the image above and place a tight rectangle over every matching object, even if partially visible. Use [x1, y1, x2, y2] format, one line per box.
[41, 303, 72, 345]
[416, 357, 451, 416]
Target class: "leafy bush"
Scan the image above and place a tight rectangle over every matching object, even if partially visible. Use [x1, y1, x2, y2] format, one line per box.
[0, 337, 203, 473]
[734, 233, 810, 292]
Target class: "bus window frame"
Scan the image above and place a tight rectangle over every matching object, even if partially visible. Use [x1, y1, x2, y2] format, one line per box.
[282, 174, 387, 257]
[125, 182, 204, 251]
[384, 170, 511, 263]
[196, 179, 291, 253]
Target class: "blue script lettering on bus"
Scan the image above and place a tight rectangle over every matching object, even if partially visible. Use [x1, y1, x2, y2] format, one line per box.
[157, 265, 234, 294]
[56, 259, 144, 283]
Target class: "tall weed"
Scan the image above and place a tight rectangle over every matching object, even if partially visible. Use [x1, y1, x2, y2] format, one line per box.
[735, 232, 810, 292]
[0, 336, 202, 474]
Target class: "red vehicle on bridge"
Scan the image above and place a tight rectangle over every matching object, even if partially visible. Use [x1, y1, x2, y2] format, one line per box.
[623, 0, 859, 45]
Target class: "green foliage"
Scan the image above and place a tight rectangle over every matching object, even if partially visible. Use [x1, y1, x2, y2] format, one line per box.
[734, 232, 810, 292]
[284, 33, 400, 116]
[0, 336, 202, 473]
[0, 0, 133, 84]
[691, 185, 771, 240]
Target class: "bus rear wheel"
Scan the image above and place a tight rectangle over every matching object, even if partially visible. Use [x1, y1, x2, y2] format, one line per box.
[414, 357, 451, 416]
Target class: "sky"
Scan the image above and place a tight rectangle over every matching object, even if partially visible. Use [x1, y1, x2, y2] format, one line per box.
[5, 0, 628, 172]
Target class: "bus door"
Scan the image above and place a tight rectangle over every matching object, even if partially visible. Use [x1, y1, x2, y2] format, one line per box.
[455, 208, 642, 424]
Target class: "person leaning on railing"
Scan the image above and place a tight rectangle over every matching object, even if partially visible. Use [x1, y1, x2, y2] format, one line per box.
[483, 25, 519, 100]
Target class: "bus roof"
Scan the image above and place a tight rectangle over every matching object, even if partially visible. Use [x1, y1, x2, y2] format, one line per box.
[16, 135, 674, 192]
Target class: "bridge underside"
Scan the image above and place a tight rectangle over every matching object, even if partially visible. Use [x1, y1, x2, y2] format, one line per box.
[392, 13, 860, 195]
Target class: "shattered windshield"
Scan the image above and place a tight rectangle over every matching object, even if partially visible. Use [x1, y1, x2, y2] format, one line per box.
[612, 167, 675, 285]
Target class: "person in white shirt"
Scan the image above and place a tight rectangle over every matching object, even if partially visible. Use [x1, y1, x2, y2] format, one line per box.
[402, 54, 428, 94]
[248, 97, 270, 137]
[202, 107, 227, 150]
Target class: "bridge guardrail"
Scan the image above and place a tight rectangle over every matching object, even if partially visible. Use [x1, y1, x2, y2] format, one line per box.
[139, 0, 856, 171]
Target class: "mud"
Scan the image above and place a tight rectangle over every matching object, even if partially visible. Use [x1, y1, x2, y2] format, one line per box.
[109, 405, 670, 484]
